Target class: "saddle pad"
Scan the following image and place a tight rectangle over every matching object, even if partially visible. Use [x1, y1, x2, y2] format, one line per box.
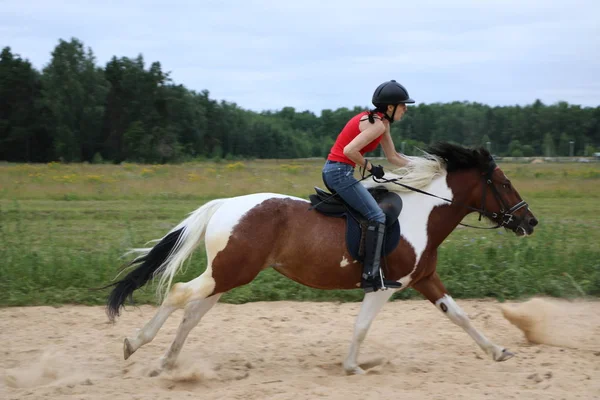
[344, 214, 400, 262]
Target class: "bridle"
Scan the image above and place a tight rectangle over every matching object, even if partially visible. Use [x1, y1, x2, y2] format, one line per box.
[474, 160, 529, 230]
[374, 159, 530, 232]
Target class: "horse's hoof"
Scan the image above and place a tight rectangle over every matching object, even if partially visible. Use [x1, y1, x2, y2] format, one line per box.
[148, 368, 162, 377]
[159, 356, 175, 371]
[123, 338, 135, 360]
[344, 365, 366, 375]
[494, 348, 515, 362]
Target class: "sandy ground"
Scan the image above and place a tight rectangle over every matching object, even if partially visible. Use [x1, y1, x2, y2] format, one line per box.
[1, 298, 599, 400]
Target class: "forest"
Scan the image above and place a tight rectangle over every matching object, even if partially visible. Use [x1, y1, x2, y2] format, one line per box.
[2, 38, 599, 163]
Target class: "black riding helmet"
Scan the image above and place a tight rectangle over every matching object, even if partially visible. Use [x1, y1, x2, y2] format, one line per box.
[372, 80, 415, 107]
[371, 80, 415, 123]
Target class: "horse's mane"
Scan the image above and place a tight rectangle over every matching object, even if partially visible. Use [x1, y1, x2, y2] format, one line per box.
[425, 142, 492, 172]
[362, 142, 492, 193]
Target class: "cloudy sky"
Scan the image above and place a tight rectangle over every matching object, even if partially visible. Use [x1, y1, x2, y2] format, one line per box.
[3, 0, 599, 112]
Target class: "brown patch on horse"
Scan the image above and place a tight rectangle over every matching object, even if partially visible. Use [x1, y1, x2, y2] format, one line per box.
[211, 198, 385, 294]
[209, 198, 289, 294]
[379, 239, 417, 282]
[209, 194, 469, 296]
[412, 272, 448, 303]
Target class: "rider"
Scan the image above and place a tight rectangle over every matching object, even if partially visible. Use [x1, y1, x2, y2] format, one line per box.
[322, 80, 415, 293]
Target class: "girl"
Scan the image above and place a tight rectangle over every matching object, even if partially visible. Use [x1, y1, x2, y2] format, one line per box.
[322, 80, 414, 292]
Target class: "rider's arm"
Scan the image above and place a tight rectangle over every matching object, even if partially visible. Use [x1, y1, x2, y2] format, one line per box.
[343, 119, 386, 171]
[380, 129, 410, 168]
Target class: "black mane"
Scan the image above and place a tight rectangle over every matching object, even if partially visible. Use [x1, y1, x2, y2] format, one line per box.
[425, 142, 493, 173]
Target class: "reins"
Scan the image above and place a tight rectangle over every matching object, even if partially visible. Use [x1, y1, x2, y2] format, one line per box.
[374, 168, 528, 230]
[372, 176, 503, 229]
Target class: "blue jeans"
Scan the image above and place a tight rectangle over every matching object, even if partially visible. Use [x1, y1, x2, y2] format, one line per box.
[322, 160, 385, 223]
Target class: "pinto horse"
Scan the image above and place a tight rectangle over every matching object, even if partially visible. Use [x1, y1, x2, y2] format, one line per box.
[105, 142, 538, 375]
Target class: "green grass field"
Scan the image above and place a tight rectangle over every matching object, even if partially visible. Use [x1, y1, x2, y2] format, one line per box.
[1, 159, 599, 307]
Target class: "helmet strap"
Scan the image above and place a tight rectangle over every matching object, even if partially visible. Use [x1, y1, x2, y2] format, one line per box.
[385, 104, 399, 124]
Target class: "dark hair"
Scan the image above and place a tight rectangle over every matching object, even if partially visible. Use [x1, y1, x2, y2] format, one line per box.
[367, 105, 387, 124]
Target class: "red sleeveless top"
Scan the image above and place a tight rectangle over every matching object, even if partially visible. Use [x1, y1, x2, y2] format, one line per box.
[327, 111, 385, 167]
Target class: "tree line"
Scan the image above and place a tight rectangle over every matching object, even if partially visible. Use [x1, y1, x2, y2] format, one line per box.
[2, 38, 599, 163]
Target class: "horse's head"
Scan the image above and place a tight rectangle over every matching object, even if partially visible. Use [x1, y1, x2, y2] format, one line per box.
[427, 143, 538, 236]
[476, 156, 538, 236]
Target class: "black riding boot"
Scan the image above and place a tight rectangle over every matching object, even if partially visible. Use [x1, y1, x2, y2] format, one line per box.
[361, 221, 403, 293]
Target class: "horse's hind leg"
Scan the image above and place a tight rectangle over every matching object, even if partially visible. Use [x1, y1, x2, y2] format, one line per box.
[123, 272, 215, 360]
[159, 293, 222, 370]
[123, 303, 178, 360]
[153, 242, 269, 370]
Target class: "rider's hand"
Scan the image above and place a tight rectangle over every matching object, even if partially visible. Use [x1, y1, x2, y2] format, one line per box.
[370, 164, 385, 179]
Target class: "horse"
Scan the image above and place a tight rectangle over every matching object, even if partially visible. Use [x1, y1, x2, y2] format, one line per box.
[104, 142, 538, 375]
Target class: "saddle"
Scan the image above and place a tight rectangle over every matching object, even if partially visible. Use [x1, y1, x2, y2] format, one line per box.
[308, 186, 402, 261]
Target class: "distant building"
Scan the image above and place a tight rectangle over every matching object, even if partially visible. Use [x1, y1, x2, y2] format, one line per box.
[594, 152, 600, 160]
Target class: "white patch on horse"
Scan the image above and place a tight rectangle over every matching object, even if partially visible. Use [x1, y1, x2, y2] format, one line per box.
[340, 257, 350, 267]
[156, 199, 226, 304]
[344, 290, 395, 374]
[395, 173, 453, 285]
[361, 158, 453, 285]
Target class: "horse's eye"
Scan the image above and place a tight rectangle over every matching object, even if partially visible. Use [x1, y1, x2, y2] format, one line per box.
[502, 184, 510, 189]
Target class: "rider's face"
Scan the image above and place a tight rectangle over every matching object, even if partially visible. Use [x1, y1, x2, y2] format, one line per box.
[388, 104, 407, 121]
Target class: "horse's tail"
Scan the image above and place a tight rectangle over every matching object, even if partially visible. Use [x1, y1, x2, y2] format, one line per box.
[106, 198, 226, 321]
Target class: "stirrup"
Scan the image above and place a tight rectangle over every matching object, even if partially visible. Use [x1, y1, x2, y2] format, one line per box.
[361, 276, 403, 293]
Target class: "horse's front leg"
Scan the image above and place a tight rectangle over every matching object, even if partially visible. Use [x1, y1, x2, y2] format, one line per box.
[343, 289, 396, 375]
[412, 272, 514, 362]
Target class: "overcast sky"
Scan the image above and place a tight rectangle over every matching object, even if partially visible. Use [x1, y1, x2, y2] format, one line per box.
[2, 0, 599, 113]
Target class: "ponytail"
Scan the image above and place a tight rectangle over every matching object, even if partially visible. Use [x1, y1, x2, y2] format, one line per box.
[367, 105, 387, 124]
[367, 109, 377, 124]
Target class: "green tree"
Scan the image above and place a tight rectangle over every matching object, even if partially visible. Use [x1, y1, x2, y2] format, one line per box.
[584, 144, 595, 156]
[0, 47, 50, 161]
[42, 38, 108, 161]
[558, 132, 572, 156]
[103, 55, 174, 162]
[480, 134, 492, 152]
[509, 140, 522, 157]
[543, 133, 556, 157]
[2, 37, 600, 163]
[122, 120, 148, 162]
[521, 145, 535, 157]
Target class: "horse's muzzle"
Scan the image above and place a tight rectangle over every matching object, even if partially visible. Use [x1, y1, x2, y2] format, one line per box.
[514, 215, 538, 236]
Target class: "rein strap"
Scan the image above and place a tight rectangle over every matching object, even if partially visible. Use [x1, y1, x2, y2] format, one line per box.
[374, 174, 527, 230]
